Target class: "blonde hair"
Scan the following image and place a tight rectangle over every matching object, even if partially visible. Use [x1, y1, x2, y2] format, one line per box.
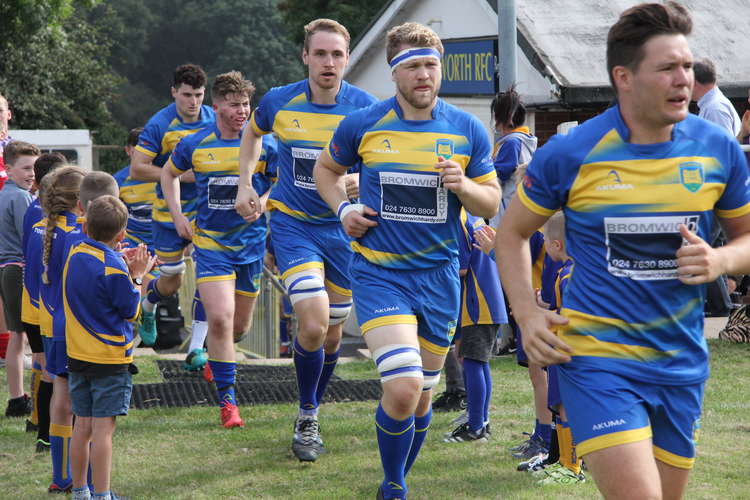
[303, 18, 350, 52]
[79, 171, 118, 211]
[212, 71, 256, 102]
[544, 211, 566, 243]
[41, 166, 86, 284]
[386, 22, 444, 64]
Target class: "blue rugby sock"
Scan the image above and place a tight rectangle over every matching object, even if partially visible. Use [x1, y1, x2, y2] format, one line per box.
[376, 404, 413, 500]
[143, 279, 166, 313]
[533, 419, 542, 439]
[315, 349, 340, 405]
[279, 318, 290, 343]
[209, 360, 236, 406]
[404, 407, 431, 476]
[463, 358, 486, 432]
[50, 423, 72, 487]
[293, 338, 323, 416]
[482, 361, 492, 425]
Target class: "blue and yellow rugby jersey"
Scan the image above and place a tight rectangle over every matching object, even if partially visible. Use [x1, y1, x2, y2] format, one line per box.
[63, 238, 139, 365]
[169, 125, 277, 263]
[113, 165, 157, 246]
[328, 97, 497, 270]
[529, 231, 564, 308]
[21, 198, 43, 325]
[36, 212, 80, 337]
[135, 103, 215, 225]
[519, 105, 750, 384]
[457, 210, 507, 327]
[552, 259, 574, 313]
[52, 221, 86, 341]
[250, 79, 377, 223]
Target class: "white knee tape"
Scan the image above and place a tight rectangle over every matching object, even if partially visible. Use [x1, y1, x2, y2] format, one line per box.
[371, 344, 423, 383]
[422, 369, 441, 391]
[159, 259, 186, 276]
[329, 301, 352, 326]
[284, 272, 326, 306]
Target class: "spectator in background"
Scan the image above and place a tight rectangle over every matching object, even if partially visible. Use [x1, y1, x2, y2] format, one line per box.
[692, 58, 741, 316]
[0, 141, 40, 418]
[0, 93, 13, 190]
[488, 86, 537, 229]
[692, 58, 741, 136]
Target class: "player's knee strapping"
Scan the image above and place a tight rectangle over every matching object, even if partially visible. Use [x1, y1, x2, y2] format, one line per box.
[372, 344, 423, 384]
[329, 301, 352, 326]
[159, 259, 186, 276]
[422, 368, 441, 391]
[284, 272, 326, 306]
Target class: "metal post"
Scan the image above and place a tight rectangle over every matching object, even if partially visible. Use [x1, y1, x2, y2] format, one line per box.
[498, 0, 517, 93]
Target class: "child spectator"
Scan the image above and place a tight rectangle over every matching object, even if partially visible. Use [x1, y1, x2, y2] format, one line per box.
[0, 141, 39, 418]
[443, 210, 507, 443]
[64, 195, 154, 500]
[35, 166, 86, 492]
[22, 152, 67, 451]
[531, 211, 585, 485]
[508, 230, 558, 462]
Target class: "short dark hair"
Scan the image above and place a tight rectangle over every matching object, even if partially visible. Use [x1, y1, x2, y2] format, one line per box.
[606, 2, 692, 91]
[79, 171, 118, 211]
[85, 195, 128, 243]
[33, 152, 67, 186]
[491, 85, 526, 129]
[173, 64, 207, 89]
[126, 127, 143, 148]
[693, 58, 716, 85]
[212, 71, 256, 102]
[4, 141, 40, 167]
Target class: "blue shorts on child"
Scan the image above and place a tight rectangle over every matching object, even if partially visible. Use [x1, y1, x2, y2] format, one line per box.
[69, 371, 132, 418]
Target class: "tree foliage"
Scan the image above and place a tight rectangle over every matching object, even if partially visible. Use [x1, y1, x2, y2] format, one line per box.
[0, 4, 122, 145]
[86, 0, 305, 129]
[278, 0, 389, 47]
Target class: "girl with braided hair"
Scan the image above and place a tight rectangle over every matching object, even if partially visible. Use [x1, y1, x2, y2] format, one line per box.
[36, 165, 86, 493]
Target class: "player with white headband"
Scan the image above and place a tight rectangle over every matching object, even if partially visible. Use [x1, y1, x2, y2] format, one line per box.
[314, 22, 500, 500]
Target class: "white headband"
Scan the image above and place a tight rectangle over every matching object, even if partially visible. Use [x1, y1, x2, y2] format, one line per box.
[389, 47, 442, 72]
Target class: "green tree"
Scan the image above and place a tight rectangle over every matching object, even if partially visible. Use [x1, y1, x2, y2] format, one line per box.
[0, 0, 94, 52]
[87, 0, 305, 130]
[278, 0, 389, 47]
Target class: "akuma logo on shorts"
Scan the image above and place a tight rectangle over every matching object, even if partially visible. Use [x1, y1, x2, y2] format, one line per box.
[374, 306, 398, 314]
[592, 419, 626, 431]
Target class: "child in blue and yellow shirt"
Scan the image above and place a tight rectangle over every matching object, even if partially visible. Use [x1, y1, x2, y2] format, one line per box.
[443, 210, 507, 443]
[64, 195, 154, 500]
[534, 211, 584, 485]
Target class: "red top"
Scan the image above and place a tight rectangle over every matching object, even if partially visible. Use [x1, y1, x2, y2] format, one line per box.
[0, 157, 7, 191]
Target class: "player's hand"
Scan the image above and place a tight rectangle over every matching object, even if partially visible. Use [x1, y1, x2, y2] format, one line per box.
[676, 224, 724, 284]
[174, 213, 193, 241]
[472, 225, 496, 254]
[516, 307, 572, 366]
[344, 174, 360, 199]
[436, 156, 467, 195]
[342, 205, 378, 238]
[235, 185, 261, 222]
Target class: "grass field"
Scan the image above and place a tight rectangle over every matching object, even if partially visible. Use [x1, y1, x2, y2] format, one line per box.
[1, 339, 749, 499]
